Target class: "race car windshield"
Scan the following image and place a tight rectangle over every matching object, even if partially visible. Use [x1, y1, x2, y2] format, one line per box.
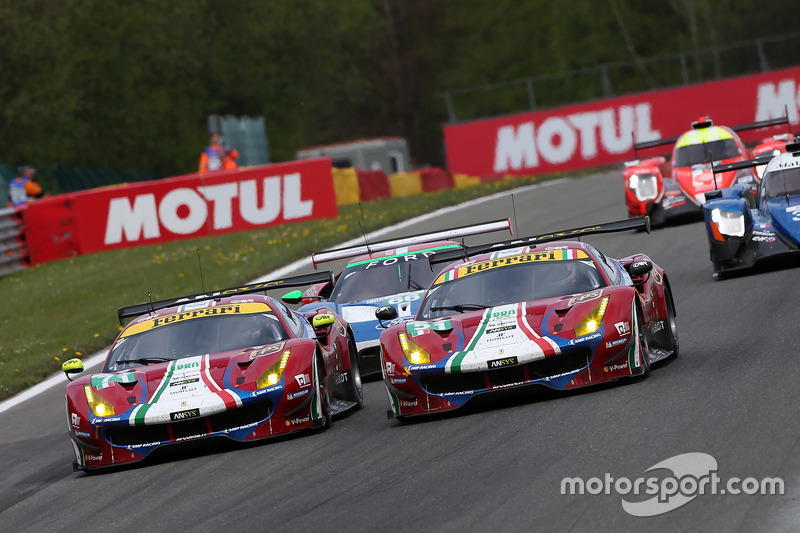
[418, 260, 606, 319]
[673, 138, 741, 167]
[106, 313, 288, 371]
[761, 167, 800, 199]
[329, 259, 438, 303]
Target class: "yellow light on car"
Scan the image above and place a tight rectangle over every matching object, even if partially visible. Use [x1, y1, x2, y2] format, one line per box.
[574, 297, 610, 338]
[257, 349, 292, 389]
[398, 332, 430, 365]
[84, 385, 115, 417]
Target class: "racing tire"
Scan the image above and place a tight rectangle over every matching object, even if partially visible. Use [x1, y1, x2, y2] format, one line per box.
[347, 336, 364, 410]
[665, 287, 679, 359]
[315, 355, 332, 429]
[635, 304, 651, 378]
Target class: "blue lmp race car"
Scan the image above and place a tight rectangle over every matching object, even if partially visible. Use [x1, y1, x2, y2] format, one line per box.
[283, 220, 513, 376]
[702, 135, 800, 278]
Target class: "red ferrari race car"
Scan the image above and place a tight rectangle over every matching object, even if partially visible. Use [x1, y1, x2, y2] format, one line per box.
[61, 272, 361, 471]
[623, 115, 789, 226]
[376, 217, 679, 420]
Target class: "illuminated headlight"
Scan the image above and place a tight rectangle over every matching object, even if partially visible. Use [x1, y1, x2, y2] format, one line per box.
[711, 208, 745, 237]
[629, 173, 658, 201]
[84, 385, 115, 417]
[574, 297, 610, 337]
[398, 332, 430, 365]
[256, 349, 291, 389]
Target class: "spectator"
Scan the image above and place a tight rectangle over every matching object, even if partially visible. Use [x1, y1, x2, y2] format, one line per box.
[8, 166, 43, 207]
[198, 132, 239, 173]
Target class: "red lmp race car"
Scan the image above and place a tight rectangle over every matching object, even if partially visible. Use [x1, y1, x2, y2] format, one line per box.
[623, 115, 789, 226]
[376, 217, 679, 420]
[61, 272, 362, 471]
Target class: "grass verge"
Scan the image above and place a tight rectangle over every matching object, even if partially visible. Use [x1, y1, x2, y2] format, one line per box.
[0, 174, 568, 400]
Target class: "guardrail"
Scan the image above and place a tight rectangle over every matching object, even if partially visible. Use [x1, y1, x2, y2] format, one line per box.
[0, 208, 29, 278]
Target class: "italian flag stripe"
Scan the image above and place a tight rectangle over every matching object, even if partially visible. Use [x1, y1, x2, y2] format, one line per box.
[200, 354, 241, 408]
[449, 308, 492, 372]
[131, 360, 176, 425]
[515, 302, 559, 355]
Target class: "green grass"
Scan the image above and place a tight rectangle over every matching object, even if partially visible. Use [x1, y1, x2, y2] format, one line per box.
[0, 175, 565, 400]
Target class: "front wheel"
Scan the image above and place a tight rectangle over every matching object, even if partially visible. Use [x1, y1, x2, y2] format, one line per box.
[665, 287, 679, 359]
[314, 355, 332, 429]
[347, 336, 363, 410]
[635, 304, 651, 378]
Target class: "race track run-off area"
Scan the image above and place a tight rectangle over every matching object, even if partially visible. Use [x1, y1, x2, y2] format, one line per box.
[1, 170, 799, 532]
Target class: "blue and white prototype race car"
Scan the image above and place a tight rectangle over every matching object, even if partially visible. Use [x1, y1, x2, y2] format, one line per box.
[287, 220, 512, 376]
[703, 135, 800, 277]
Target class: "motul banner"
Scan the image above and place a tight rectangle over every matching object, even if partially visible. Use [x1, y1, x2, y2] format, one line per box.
[444, 66, 800, 175]
[24, 158, 337, 263]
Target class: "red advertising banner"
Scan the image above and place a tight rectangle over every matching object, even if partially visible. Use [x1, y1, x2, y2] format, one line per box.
[24, 158, 337, 264]
[444, 66, 800, 175]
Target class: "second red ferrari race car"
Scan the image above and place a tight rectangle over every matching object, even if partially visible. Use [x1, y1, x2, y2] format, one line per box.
[623, 115, 789, 226]
[61, 272, 361, 471]
[376, 217, 679, 420]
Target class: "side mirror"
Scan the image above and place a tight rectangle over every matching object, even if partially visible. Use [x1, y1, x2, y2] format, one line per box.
[62, 358, 84, 381]
[281, 290, 304, 305]
[628, 260, 653, 285]
[375, 306, 398, 321]
[704, 190, 723, 202]
[311, 313, 335, 338]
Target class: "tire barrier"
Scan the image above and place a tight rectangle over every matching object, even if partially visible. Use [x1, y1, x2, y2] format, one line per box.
[0, 208, 29, 277]
[333, 167, 522, 205]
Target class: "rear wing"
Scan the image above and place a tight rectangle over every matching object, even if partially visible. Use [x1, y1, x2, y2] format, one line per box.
[634, 115, 790, 154]
[710, 155, 773, 175]
[311, 218, 513, 268]
[429, 217, 650, 267]
[710, 133, 800, 175]
[117, 271, 335, 325]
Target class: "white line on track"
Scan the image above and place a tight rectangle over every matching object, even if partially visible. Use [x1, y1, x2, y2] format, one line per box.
[0, 178, 566, 415]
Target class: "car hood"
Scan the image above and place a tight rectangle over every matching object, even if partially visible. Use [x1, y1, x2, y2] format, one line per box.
[402, 291, 613, 374]
[79, 341, 296, 426]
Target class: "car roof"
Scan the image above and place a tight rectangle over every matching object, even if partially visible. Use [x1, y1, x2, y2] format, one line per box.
[432, 240, 597, 284]
[125, 293, 277, 328]
[675, 125, 738, 148]
[764, 151, 800, 173]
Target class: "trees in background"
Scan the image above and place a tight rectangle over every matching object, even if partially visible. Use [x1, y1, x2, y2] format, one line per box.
[0, 0, 795, 186]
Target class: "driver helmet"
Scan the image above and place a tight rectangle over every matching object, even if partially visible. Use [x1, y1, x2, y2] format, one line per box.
[544, 261, 578, 287]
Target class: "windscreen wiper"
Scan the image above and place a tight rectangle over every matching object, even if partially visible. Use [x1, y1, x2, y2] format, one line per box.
[116, 357, 173, 366]
[429, 304, 489, 312]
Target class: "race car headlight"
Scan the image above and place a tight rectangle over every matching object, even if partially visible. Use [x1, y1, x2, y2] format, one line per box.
[84, 385, 115, 417]
[398, 332, 430, 365]
[574, 297, 610, 337]
[256, 349, 291, 389]
[710, 208, 745, 237]
[629, 173, 658, 201]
